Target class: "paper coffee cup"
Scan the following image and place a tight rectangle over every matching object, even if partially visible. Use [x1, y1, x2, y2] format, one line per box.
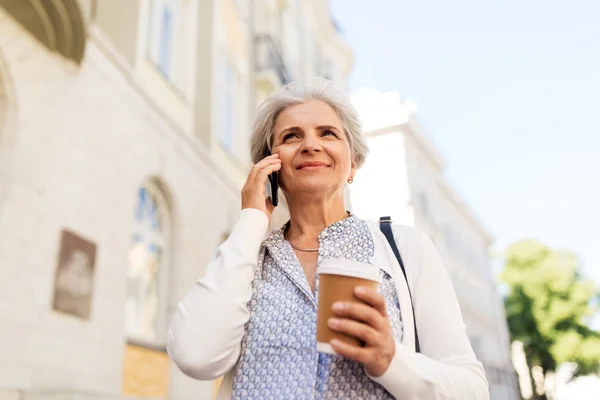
[316, 259, 381, 354]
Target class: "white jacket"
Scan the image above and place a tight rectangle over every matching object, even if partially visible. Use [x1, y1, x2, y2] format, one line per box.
[167, 209, 490, 399]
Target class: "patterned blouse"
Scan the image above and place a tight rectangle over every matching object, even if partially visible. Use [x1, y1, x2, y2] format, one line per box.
[231, 215, 404, 399]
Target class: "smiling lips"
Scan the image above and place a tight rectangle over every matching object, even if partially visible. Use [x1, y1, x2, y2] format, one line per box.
[297, 161, 329, 170]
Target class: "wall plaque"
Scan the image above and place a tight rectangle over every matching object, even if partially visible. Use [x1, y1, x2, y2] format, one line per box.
[52, 229, 96, 319]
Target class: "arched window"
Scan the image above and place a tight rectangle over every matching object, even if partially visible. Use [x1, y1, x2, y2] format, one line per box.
[125, 181, 171, 344]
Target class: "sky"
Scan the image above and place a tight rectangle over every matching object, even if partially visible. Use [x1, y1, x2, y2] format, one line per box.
[329, 0, 600, 283]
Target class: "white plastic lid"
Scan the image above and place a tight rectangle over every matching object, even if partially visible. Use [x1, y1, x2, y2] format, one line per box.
[316, 259, 381, 283]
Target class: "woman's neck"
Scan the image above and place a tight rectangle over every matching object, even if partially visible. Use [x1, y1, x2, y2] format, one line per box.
[285, 194, 349, 246]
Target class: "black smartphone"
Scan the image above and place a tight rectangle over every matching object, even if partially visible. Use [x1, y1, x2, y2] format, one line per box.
[265, 150, 279, 207]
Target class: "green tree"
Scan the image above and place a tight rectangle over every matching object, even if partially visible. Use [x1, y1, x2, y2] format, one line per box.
[500, 239, 600, 399]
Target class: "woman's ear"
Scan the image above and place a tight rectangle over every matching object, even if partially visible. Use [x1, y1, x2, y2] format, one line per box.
[350, 155, 357, 178]
[348, 166, 356, 184]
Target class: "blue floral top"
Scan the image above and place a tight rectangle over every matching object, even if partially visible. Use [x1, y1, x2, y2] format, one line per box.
[231, 215, 404, 399]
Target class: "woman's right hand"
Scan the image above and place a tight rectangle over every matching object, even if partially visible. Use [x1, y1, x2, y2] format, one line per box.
[241, 153, 282, 223]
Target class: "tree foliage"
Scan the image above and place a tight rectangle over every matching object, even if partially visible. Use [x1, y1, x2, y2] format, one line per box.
[501, 239, 600, 380]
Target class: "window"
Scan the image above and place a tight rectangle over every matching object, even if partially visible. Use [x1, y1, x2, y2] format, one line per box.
[221, 60, 236, 152]
[158, 6, 172, 74]
[147, 0, 180, 78]
[125, 182, 170, 344]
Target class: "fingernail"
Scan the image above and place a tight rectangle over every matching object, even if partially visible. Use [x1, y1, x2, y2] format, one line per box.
[328, 318, 340, 328]
[355, 286, 366, 295]
[332, 302, 344, 311]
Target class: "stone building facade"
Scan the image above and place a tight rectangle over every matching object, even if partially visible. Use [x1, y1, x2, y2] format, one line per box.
[0, 1, 350, 399]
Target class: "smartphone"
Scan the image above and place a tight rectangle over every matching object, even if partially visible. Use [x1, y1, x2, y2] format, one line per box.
[265, 150, 279, 207]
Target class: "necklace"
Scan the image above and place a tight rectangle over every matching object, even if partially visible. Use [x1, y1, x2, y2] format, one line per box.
[288, 240, 319, 252]
[284, 215, 353, 253]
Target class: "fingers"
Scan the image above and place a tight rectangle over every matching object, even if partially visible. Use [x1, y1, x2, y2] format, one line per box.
[330, 337, 396, 378]
[241, 153, 281, 216]
[332, 301, 384, 331]
[330, 339, 372, 366]
[261, 152, 280, 162]
[353, 286, 388, 318]
[249, 154, 279, 174]
[258, 160, 282, 178]
[328, 287, 396, 378]
[249, 155, 281, 181]
[251, 153, 280, 171]
[328, 317, 380, 346]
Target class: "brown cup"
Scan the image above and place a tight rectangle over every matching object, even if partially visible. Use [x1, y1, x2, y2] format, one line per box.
[316, 259, 381, 354]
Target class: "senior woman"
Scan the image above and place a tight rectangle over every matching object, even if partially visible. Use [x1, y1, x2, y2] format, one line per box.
[167, 79, 489, 399]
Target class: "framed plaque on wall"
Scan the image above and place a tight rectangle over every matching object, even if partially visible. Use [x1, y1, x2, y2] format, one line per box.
[52, 229, 97, 319]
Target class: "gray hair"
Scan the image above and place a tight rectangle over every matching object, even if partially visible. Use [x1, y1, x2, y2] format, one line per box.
[249, 78, 369, 168]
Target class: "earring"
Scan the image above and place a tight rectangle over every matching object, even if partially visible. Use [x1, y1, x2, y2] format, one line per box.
[347, 178, 354, 184]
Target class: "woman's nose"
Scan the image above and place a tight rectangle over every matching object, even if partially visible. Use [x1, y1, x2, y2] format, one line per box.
[300, 134, 322, 154]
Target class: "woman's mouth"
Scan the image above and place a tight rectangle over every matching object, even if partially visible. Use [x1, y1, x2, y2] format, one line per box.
[297, 162, 329, 170]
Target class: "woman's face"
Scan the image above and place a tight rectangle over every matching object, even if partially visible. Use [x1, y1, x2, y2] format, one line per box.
[272, 100, 355, 197]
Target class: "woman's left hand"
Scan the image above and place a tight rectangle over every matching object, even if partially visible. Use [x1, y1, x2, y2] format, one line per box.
[328, 286, 396, 377]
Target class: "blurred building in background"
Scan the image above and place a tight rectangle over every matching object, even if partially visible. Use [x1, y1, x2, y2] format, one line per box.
[0, 0, 350, 399]
[0, 0, 524, 399]
[349, 88, 521, 400]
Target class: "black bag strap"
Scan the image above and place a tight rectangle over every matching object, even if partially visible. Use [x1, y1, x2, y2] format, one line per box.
[379, 216, 421, 353]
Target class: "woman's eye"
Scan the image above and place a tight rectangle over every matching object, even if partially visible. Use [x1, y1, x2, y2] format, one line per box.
[283, 133, 296, 141]
[322, 130, 337, 137]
